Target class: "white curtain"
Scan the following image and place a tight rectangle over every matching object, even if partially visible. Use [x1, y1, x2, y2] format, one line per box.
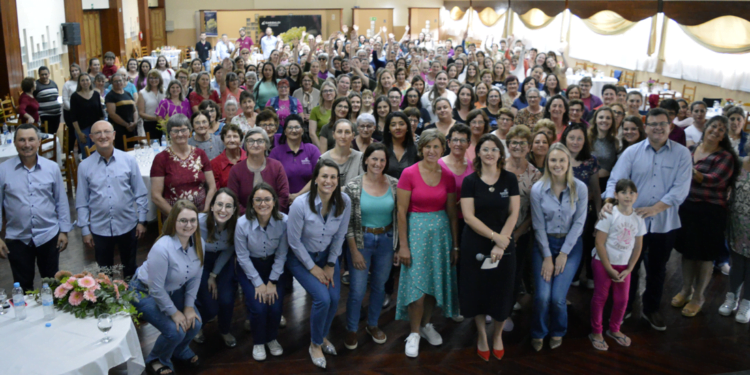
[439, 7, 506, 45]
[662, 18, 750, 93]
[511, 11, 565, 54]
[568, 14, 659, 72]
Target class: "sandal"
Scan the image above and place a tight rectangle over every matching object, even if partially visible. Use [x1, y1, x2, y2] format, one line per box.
[549, 337, 563, 349]
[174, 355, 200, 368]
[671, 292, 693, 308]
[682, 301, 703, 317]
[146, 360, 173, 375]
[605, 330, 631, 347]
[531, 339, 543, 352]
[588, 334, 609, 351]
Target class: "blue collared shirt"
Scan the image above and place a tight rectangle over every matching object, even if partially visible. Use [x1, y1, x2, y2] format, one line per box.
[0, 156, 72, 245]
[604, 139, 692, 233]
[135, 235, 204, 316]
[198, 213, 234, 275]
[235, 214, 289, 288]
[287, 192, 351, 270]
[530, 178, 589, 257]
[76, 149, 149, 237]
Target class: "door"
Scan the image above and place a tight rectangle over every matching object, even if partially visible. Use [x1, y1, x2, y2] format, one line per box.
[150, 8, 166, 49]
[82, 11, 102, 60]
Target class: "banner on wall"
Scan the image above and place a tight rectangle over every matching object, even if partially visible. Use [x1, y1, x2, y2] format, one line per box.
[258, 15, 322, 37]
[204, 11, 218, 36]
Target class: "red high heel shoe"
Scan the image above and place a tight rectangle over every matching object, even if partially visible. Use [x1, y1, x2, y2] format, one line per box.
[492, 348, 505, 360]
[477, 347, 490, 362]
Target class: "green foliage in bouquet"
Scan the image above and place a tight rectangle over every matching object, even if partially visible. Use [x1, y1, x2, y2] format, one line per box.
[280, 27, 307, 45]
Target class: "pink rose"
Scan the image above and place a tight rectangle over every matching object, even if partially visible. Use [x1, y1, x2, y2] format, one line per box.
[68, 291, 84, 306]
[54, 284, 69, 298]
[83, 290, 97, 303]
[78, 276, 97, 289]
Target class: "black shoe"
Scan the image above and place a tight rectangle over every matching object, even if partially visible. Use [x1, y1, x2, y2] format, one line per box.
[642, 311, 667, 331]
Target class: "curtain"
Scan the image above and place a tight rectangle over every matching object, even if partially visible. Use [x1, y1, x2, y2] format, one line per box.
[441, 7, 507, 43]
[679, 16, 750, 54]
[581, 10, 638, 35]
[516, 8, 557, 30]
[569, 14, 658, 72]
[511, 10, 564, 54]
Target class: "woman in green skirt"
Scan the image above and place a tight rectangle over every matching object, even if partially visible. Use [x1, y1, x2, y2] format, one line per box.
[395, 129, 461, 358]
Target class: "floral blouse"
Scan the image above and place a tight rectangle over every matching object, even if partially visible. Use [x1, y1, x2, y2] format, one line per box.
[727, 168, 750, 257]
[515, 107, 544, 128]
[151, 146, 212, 210]
[573, 156, 600, 184]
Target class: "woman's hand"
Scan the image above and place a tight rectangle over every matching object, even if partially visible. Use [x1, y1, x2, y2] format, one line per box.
[310, 265, 329, 286]
[207, 274, 218, 300]
[265, 282, 278, 304]
[183, 307, 201, 330]
[490, 246, 505, 263]
[171, 310, 188, 332]
[554, 253, 568, 277]
[254, 284, 267, 303]
[616, 268, 632, 283]
[77, 131, 86, 143]
[495, 234, 511, 250]
[397, 246, 411, 267]
[351, 249, 366, 270]
[288, 193, 299, 204]
[606, 267, 621, 281]
[323, 264, 335, 288]
[541, 256, 554, 282]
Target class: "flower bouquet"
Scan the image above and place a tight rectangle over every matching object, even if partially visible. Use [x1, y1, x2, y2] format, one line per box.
[647, 79, 656, 90]
[28, 266, 141, 322]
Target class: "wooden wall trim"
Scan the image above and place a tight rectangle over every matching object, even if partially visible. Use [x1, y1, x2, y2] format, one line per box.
[138, 0, 152, 52]
[0, 0, 23, 100]
[100, 0, 126, 62]
[567, 1, 658, 22]
[64, 0, 87, 68]
[662, 1, 750, 25]
[510, 1, 566, 16]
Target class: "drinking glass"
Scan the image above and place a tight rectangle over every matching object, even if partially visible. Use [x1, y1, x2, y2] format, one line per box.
[98, 313, 113, 343]
[0, 288, 6, 315]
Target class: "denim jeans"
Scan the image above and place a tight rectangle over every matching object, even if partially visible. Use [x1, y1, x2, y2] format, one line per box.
[203, 60, 211, 72]
[236, 256, 286, 344]
[195, 252, 237, 334]
[130, 278, 202, 370]
[531, 235, 583, 339]
[287, 248, 341, 345]
[345, 229, 394, 331]
[75, 126, 93, 159]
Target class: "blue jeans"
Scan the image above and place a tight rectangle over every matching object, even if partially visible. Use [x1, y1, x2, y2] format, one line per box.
[195, 252, 237, 334]
[287, 248, 341, 345]
[203, 60, 211, 71]
[345, 230, 394, 331]
[130, 278, 201, 370]
[531, 235, 583, 339]
[75, 126, 93, 159]
[236, 256, 286, 344]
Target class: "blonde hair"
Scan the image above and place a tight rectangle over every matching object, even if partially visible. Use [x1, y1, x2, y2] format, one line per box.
[540, 143, 579, 208]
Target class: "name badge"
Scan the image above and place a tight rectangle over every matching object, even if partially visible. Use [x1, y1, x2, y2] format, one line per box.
[301, 158, 310, 165]
[499, 189, 509, 198]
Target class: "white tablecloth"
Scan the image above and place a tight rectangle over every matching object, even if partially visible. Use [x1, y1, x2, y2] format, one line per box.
[0, 134, 63, 168]
[129, 149, 159, 222]
[566, 75, 619, 98]
[0, 298, 144, 375]
[145, 50, 181, 69]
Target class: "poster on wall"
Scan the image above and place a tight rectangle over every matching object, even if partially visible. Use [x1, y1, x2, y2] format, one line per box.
[204, 11, 218, 36]
[258, 15, 322, 38]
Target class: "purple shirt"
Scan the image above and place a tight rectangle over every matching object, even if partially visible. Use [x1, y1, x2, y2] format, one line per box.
[265, 97, 304, 128]
[237, 36, 254, 51]
[669, 124, 687, 146]
[268, 142, 320, 195]
[155, 98, 193, 119]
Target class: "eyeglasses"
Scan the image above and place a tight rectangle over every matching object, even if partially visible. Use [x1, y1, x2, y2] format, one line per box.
[480, 147, 501, 154]
[509, 141, 528, 147]
[253, 197, 273, 204]
[246, 139, 266, 146]
[170, 128, 190, 135]
[177, 218, 198, 226]
[91, 130, 114, 137]
[612, 110, 624, 116]
[645, 122, 670, 128]
[527, 96, 540, 100]
[214, 203, 235, 210]
[359, 124, 374, 129]
[286, 126, 302, 131]
[449, 138, 468, 144]
[322, 90, 335, 94]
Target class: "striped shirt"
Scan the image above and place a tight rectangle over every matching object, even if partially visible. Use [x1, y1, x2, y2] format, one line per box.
[688, 146, 735, 207]
[33, 80, 62, 118]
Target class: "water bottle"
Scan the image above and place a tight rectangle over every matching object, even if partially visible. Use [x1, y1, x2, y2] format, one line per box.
[1, 124, 7, 148]
[161, 135, 167, 148]
[41, 283, 55, 321]
[12, 282, 26, 321]
[151, 139, 160, 154]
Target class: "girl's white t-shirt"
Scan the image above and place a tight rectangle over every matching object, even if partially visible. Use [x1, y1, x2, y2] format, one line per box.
[593, 206, 647, 266]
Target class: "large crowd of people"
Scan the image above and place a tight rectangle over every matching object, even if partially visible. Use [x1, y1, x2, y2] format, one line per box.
[2, 24, 749, 375]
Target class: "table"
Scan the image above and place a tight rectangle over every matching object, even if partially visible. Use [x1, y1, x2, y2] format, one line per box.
[566, 75, 619, 98]
[0, 297, 144, 375]
[145, 50, 182, 69]
[129, 148, 159, 222]
[0, 133, 63, 168]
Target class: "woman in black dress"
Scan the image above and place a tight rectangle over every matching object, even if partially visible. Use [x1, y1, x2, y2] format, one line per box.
[460, 133, 520, 361]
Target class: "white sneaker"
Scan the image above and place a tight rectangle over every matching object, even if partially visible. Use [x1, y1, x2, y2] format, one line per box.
[586, 279, 595, 289]
[419, 323, 443, 346]
[719, 292, 738, 316]
[736, 300, 750, 324]
[503, 317, 514, 332]
[405, 333, 420, 357]
[267, 340, 283, 356]
[513, 302, 522, 311]
[253, 344, 267, 361]
[279, 315, 287, 328]
[451, 314, 465, 322]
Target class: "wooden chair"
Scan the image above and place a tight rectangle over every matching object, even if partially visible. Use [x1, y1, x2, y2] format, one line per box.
[66, 154, 78, 194]
[622, 71, 636, 87]
[39, 134, 57, 162]
[658, 91, 675, 104]
[0, 96, 16, 122]
[210, 62, 220, 78]
[575, 61, 591, 71]
[85, 144, 96, 157]
[60, 124, 72, 192]
[141, 46, 149, 58]
[682, 84, 697, 103]
[122, 134, 151, 151]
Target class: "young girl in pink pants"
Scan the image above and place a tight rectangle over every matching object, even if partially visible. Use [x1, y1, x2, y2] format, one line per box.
[589, 179, 646, 351]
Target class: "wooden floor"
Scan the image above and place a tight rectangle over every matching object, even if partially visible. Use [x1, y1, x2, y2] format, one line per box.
[1, 194, 749, 375]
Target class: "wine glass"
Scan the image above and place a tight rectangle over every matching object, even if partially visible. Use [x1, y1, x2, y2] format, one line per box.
[0, 288, 6, 315]
[97, 313, 113, 343]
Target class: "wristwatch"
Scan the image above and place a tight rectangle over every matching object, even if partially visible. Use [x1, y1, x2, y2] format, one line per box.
[326, 262, 336, 268]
